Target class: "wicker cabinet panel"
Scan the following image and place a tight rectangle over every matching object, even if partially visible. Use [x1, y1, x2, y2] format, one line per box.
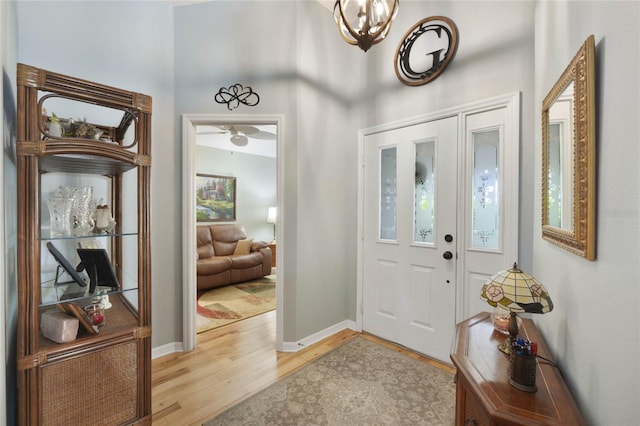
[41, 341, 138, 425]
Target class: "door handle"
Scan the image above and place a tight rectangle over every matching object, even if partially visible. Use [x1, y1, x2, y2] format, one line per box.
[443, 251, 453, 260]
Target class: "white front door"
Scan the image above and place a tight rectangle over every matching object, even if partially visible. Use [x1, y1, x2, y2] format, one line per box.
[360, 94, 520, 363]
[363, 117, 458, 363]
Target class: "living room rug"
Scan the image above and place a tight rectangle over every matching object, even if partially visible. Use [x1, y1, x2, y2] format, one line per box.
[197, 274, 275, 333]
[203, 336, 456, 426]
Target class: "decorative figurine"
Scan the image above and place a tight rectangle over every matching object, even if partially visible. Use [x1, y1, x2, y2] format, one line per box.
[94, 204, 116, 233]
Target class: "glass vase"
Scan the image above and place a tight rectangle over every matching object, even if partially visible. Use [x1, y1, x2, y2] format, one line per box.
[47, 198, 72, 237]
[47, 188, 75, 237]
[70, 186, 95, 236]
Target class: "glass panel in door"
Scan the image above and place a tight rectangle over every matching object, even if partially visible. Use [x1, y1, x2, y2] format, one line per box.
[380, 147, 397, 240]
[413, 140, 435, 244]
[471, 129, 500, 249]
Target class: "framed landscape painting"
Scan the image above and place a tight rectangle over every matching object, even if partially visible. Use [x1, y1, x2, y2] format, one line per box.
[196, 174, 236, 222]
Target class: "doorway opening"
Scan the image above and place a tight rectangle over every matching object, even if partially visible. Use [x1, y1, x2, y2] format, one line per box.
[182, 114, 284, 352]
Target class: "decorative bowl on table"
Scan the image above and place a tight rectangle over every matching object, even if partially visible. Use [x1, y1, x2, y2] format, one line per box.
[491, 307, 522, 335]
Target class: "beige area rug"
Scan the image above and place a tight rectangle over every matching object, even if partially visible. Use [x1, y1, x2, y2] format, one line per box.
[197, 274, 275, 333]
[203, 336, 456, 426]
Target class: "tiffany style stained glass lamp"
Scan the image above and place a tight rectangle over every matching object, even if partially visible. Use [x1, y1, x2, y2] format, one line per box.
[480, 262, 554, 353]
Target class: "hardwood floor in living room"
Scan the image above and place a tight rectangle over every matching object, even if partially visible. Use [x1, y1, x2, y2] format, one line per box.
[151, 310, 455, 425]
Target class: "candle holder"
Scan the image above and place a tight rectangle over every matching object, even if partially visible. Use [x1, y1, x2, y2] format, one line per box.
[84, 303, 105, 327]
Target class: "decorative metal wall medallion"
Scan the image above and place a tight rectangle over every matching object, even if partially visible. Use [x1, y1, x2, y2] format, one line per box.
[394, 16, 459, 86]
[214, 84, 260, 110]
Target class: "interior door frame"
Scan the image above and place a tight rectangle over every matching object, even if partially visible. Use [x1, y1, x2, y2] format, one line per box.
[356, 92, 520, 331]
[182, 114, 284, 352]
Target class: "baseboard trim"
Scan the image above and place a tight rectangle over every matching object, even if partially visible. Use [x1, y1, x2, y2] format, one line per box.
[153, 319, 359, 358]
[281, 319, 358, 353]
[152, 341, 184, 359]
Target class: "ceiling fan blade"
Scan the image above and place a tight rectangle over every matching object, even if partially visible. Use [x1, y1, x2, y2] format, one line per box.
[235, 125, 260, 136]
[196, 125, 227, 135]
[197, 130, 227, 135]
[247, 130, 276, 140]
[197, 124, 276, 142]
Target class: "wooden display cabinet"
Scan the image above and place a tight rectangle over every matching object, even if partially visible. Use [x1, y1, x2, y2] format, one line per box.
[16, 63, 152, 425]
[450, 312, 585, 425]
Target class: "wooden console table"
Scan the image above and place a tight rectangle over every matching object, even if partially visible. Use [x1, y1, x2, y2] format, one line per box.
[268, 243, 276, 268]
[450, 312, 586, 425]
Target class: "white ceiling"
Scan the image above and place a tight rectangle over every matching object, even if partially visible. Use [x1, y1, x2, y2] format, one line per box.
[196, 124, 277, 158]
[169, 0, 334, 10]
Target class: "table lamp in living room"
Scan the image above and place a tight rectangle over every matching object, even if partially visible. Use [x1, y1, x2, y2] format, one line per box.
[267, 207, 276, 244]
[480, 262, 553, 354]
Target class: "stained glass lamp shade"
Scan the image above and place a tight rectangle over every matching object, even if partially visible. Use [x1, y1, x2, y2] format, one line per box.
[480, 262, 553, 351]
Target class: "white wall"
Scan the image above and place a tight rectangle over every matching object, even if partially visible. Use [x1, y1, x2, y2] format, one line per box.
[294, 1, 538, 333]
[293, 1, 363, 337]
[16, 1, 179, 348]
[1, 1, 18, 423]
[174, 1, 362, 340]
[534, 2, 640, 424]
[195, 145, 276, 243]
[14, 0, 539, 349]
[353, 1, 537, 271]
[9, 1, 639, 424]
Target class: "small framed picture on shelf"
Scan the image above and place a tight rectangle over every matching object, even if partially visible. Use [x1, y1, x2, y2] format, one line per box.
[76, 248, 120, 294]
[195, 173, 237, 222]
[46, 242, 87, 288]
[77, 238, 100, 249]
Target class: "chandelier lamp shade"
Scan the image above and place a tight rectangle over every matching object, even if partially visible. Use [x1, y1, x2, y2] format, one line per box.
[480, 262, 553, 352]
[333, 0, 399, 52]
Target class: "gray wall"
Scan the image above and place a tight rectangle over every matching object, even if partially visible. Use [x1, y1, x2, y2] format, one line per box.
[195, 145, 276, 243]
[292, 1, 361, 337]
[533, 2, 640, 424]
[174, 1, 358, 341]
[2, 1, 18, 423]
[15, 1, 179, 348]
[353, 1, 537, 271]
[3, 1, 639, 424]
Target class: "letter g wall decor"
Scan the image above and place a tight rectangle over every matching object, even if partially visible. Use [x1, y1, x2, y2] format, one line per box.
[394, 16, 459, 86]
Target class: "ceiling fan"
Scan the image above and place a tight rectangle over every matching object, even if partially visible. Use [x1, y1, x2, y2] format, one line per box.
[196, 125, 276, 147]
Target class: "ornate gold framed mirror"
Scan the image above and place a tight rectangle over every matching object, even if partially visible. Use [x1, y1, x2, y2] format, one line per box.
[542, 35, 596, 260]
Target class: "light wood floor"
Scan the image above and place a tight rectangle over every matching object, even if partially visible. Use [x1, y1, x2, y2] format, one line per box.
[151, 310, 455, 425]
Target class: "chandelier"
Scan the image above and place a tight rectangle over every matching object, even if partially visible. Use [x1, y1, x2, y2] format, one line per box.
[333, 0, 399, 52]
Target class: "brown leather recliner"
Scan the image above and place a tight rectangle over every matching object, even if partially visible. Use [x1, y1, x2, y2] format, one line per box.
[196, 224, 272, 291]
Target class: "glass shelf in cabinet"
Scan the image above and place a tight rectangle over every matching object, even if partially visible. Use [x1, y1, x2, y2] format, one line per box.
[40, 228, 138, 241]
[39, 282, 138, 308]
